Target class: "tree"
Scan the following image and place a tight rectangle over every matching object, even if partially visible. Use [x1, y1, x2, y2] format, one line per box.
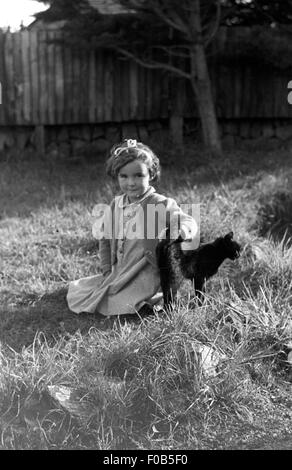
[108, 0, 223, 155]
[34, 0, 292, 154]
[36, 0, 225, 155]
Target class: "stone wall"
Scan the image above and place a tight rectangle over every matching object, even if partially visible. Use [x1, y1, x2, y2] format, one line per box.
[1, 119, 292, 157]
[0, 121, 169, 158]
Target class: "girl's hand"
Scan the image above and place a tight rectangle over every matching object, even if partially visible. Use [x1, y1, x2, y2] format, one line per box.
[158, 228, 168, 241]
[158, 227, 193, 241]
[179, 226, 193, 241]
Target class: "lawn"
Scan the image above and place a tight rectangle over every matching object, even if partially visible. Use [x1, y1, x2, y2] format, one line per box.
[0, 142, 292, 449]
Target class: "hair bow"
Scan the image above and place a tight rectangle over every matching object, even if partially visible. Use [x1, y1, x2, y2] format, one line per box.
[113, 139, 138, 157]
[126, 139, 137, 147]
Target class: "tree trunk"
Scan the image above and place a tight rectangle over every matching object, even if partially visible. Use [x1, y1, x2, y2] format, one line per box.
[190, 47, 222, 156]
[191, 0, 222, 156]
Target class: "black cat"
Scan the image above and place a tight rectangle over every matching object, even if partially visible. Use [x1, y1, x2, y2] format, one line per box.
[156, 231, 241, 308]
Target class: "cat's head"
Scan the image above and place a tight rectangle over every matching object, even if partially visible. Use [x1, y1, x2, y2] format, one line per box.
[221, 232, 241, 260]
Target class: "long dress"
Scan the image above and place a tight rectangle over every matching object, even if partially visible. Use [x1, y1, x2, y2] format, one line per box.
[67, 198, 163, 316]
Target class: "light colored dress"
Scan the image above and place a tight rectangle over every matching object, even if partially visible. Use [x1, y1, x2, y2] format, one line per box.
[67, 196, 163, 316]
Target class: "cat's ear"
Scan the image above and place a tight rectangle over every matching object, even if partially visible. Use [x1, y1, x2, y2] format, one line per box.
[225, 231, 234, 240]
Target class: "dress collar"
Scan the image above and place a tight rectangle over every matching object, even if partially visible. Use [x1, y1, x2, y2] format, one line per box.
[117, 186, 156, 208]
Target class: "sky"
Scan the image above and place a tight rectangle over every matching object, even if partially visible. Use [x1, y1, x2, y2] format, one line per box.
[0, 0, 49, 30]
[0, 0, 254, 30]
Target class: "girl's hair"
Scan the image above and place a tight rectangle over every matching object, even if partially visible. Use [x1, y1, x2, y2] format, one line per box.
[106, 139, 161, 182]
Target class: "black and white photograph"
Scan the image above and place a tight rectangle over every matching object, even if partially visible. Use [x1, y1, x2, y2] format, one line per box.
[0, 0, 292, 454]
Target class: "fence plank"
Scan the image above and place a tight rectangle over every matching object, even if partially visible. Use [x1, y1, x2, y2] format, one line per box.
[0, 31, 5, 124]
[55, 33, 64, 124]
[241, 66, 251, 119]
[145, 66, 152, 120]
[249, 68, 258, 118]
[46, 31, 55, 124]
[221, 65, 232, 119]
[257, 67, 268, 118]
[129, 60, 138, 120]
[104, 51, 114, 122]
[153, 69, 161, 119]
[30, 31, 40, 123]
[1, 29, 292, 127]
[228, 65, 235, 119]
[120, 56, 129, 122]
[21, 30, 31, 123]
[96, 50, 104, 122]
[4, 32, 15, 124]
[88, 48, 96, 123]
[81, 49, 89, 122]
[13, 32, 23, 124]
[233, 65, 241, 118]
[113, 55, 122, 122]
[213, 64, 222, 118]
[39, 31, 48, 124]
[137, 61, 146, 121]
[71, 48, 79, 123]
[63, 41, 73, 123]
[262, 70, 274, 118]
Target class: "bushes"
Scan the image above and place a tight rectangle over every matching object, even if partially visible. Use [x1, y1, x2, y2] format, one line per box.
[256, 191, 292, 245]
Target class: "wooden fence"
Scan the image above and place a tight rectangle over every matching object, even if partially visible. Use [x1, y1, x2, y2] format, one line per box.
[0, 27, 292, 127]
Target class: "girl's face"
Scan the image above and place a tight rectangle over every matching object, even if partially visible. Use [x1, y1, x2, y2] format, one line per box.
[118, 159, 152, 201]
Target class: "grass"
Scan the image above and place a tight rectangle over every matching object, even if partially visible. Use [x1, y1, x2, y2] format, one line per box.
[0, 143, 292, 449]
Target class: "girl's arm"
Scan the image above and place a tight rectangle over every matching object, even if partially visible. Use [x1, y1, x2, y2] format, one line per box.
[165, 197, 199, 248]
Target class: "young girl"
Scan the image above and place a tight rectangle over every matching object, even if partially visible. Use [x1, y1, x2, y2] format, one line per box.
[67, 139, 198, 316]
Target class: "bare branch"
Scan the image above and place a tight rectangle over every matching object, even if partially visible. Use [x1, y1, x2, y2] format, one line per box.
[122, 0, 190, 36]
[152, 44, 191, 59]
[151, 4, 190, 36]
[204, 0, 222, 47]
[115, 47, 191, 79]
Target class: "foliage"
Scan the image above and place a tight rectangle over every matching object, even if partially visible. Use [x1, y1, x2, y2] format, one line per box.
[32, 1, 225, 53]
[35, 0, 292, 27]
[34, 1, 220, 64]
[34, 1, 292, 71]
[255, 191, 292, 242]
[221, 0, 292, 26]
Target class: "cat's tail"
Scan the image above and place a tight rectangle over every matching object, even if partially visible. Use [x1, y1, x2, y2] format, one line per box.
[156, 238, 170, 268]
